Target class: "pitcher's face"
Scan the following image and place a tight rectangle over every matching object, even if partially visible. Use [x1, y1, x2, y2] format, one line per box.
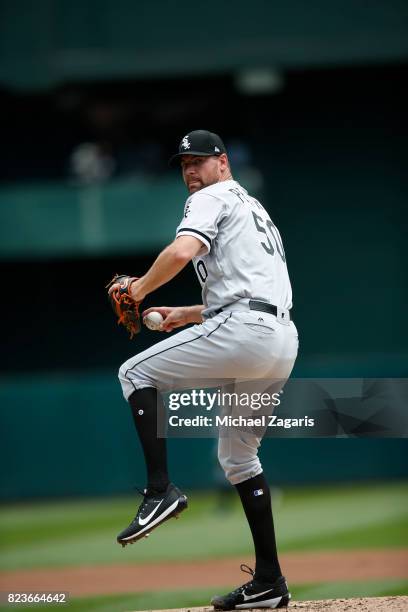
[181, 154, 227, 193]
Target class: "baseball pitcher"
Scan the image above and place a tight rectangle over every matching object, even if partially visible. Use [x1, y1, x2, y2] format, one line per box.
[107, 130, 298, 610]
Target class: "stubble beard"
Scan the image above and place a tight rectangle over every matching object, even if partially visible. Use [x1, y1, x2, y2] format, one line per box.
[188, 172, 220, 194]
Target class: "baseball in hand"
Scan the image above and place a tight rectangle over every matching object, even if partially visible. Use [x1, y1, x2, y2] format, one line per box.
[143, 311, 164, 331]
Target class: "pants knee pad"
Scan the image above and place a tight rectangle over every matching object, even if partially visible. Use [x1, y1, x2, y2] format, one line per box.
[217, 436, 262, 485]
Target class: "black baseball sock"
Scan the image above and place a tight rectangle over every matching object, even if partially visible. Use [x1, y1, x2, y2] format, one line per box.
[235, 472, 282, 583]
[128, 388, 169, 495]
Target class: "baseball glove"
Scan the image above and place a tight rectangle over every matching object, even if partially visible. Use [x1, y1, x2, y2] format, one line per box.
[106, 274, 141, 338]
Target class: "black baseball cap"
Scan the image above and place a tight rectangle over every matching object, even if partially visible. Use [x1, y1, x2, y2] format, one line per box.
[169, 130, 227, 165]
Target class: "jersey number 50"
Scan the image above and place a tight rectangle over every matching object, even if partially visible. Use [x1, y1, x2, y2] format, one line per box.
[252, 212, 286, 262]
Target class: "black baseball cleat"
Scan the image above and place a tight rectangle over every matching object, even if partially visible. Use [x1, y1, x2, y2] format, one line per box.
[117, 483, 188, 546]
[211, 564, 290, 610]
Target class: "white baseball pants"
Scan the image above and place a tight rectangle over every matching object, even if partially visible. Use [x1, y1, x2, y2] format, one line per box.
[119, 304, 298, 484]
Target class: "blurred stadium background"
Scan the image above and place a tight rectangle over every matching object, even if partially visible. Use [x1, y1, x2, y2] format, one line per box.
[0, 1, 407, 610]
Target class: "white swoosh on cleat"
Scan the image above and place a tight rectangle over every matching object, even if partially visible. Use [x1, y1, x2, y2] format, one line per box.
[121, 499, 180, 541]
[138, 500, 164, 526]
[237, 594, 283, 609]
[242, 588, 274, 601]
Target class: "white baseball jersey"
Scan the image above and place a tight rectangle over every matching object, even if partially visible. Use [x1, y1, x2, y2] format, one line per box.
[176, 180, 292, 317]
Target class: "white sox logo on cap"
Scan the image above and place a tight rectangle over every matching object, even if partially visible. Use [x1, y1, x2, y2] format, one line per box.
[169, 130, 226, 164]
[181, 136, 191, 150]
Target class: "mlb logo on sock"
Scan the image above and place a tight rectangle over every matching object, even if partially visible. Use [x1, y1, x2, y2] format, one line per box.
[254, 489, 264, 496]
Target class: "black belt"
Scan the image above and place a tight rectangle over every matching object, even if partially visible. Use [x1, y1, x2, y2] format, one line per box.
[216, 300, 291, 320]
[249, 300, 280, 316]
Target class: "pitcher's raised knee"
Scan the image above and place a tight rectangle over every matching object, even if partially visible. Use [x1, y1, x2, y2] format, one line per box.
[118, 358, 154, 401]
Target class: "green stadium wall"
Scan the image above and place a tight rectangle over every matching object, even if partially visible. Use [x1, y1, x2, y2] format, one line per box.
[0, 373, 407, 500]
